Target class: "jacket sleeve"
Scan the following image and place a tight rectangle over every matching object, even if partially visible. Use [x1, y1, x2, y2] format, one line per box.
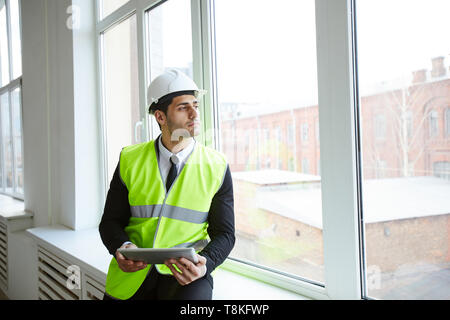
[199, 164, 236, 274]
[99, 161, 131, 256]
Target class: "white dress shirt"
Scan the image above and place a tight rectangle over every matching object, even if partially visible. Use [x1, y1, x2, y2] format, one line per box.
[158, 134, 196, 187]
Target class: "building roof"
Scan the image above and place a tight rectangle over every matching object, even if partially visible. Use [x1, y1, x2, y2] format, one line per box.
[232, 169, 320, 186]
[221, 101, 317, 121]
[233, 173, 450, 229]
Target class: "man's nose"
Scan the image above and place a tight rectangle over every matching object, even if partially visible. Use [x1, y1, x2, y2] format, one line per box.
[189, 106, 199, 118]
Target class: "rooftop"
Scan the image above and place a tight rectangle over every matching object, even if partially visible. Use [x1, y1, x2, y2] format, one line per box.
[232, 169, 320, 186]
[232, 172, 450, 228]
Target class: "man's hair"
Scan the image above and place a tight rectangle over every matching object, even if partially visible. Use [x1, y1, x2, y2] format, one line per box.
[149, 90, 196, 131]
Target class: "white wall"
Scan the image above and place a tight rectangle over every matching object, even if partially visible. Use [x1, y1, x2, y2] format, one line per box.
[21, 0, 52, 227]
[21, 0, 102, 230]
[72, 0, 102, 230]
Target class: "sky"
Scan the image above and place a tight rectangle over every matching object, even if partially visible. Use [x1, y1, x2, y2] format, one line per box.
[160, 0, 450, 106]
[356, 0, 450, 90]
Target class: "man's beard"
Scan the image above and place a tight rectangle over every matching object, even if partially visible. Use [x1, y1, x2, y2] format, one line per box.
[168, 120, 197, 142]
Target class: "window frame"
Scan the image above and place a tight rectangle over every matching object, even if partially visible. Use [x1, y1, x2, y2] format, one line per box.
[95, 0, 365, 300]
[0, 0, 23, 200]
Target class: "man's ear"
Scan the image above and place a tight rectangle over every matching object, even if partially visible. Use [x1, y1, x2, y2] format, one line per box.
[154, 110, 166, 126]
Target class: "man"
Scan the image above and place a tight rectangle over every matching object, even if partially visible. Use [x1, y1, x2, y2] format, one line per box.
[99, 69, 235, 300]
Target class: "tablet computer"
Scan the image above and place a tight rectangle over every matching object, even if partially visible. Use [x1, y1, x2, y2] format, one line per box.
[117, 247, 199, 264]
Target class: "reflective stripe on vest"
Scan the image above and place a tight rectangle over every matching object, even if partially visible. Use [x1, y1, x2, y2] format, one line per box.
[104, 139, 227, 300]
[130, 205, 209, 224]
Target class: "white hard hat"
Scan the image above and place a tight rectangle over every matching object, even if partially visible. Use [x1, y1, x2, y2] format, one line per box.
[147, 69, 206, 111]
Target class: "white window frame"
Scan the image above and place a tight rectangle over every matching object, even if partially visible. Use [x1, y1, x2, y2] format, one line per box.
[0, 0, 23, 200]
[314, 0, 363, 299]
[95, 0, 365, 300]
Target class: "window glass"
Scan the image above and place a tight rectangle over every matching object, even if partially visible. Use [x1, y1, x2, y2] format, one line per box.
[11, 87, 22, 194]
[0, 0, 10, 86]
[9, 0, 21, 79]
[356, 0, 450, 299]
[102, 14, 140, 183]
[100, 0, 129, 20]
[215, 0, 323, 284]
[0, 92, 12, 193]
[146, 0, 193, 138]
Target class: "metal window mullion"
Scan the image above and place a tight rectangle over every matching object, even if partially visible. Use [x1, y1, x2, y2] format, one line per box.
[97, 31, 109, 200]
[5, 0, 13, 82]
[191, 0, 214, 149]
[96, 0, 101, 23]
[315, 0, 362, 300]
[93, 1, 104, 199]
[135, 1, 149, 143]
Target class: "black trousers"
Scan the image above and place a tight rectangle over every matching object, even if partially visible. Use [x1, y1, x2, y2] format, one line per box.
[103, 266, 213, 300]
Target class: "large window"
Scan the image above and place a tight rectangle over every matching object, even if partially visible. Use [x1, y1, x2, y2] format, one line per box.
[356, 0, 450, 299]
[214, 0, 324, 285]
[0, 0, 23, 198]
[95, 0, 449, 299]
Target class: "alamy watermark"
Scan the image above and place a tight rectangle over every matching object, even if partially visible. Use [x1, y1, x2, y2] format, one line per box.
[66, 5, 81, 30]
[66, 265, 81, 290]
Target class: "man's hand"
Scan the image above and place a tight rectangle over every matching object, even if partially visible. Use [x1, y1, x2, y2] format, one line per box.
[164, 254, 207, 286]
[115, 243, 148, 273]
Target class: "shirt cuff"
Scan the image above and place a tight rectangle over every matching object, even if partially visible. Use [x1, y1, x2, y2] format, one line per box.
[120, 241, 133, 249]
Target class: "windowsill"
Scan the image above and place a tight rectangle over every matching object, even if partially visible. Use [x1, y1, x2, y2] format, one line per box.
[0, 194, 32, 224]
[25, 225, 309, 300]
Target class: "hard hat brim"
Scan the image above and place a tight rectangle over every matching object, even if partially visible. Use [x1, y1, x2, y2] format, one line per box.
[148, 89, 207, 114]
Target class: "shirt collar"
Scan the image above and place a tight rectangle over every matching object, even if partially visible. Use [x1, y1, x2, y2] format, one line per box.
[158, 134, 196, 165]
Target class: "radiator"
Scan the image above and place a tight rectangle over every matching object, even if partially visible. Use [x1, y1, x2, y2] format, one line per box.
[37, 245, 106, 300]
[37, 246, 81, 300]
[84, 274, 105, 300]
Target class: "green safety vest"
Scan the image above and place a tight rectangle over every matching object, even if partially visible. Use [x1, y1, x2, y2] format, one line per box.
[104, 138, 228, 300]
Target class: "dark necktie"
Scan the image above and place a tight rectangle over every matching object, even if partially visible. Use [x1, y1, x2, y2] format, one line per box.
[166, 156, 178, 192]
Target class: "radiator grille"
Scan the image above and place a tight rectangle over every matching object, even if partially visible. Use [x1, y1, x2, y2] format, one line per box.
[85, 275, 105, 300]
[37, 246, 81, 300]
[0, 222, 7, 292]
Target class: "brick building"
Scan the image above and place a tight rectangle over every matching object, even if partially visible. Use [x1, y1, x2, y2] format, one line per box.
[220, 56, 450, 180]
